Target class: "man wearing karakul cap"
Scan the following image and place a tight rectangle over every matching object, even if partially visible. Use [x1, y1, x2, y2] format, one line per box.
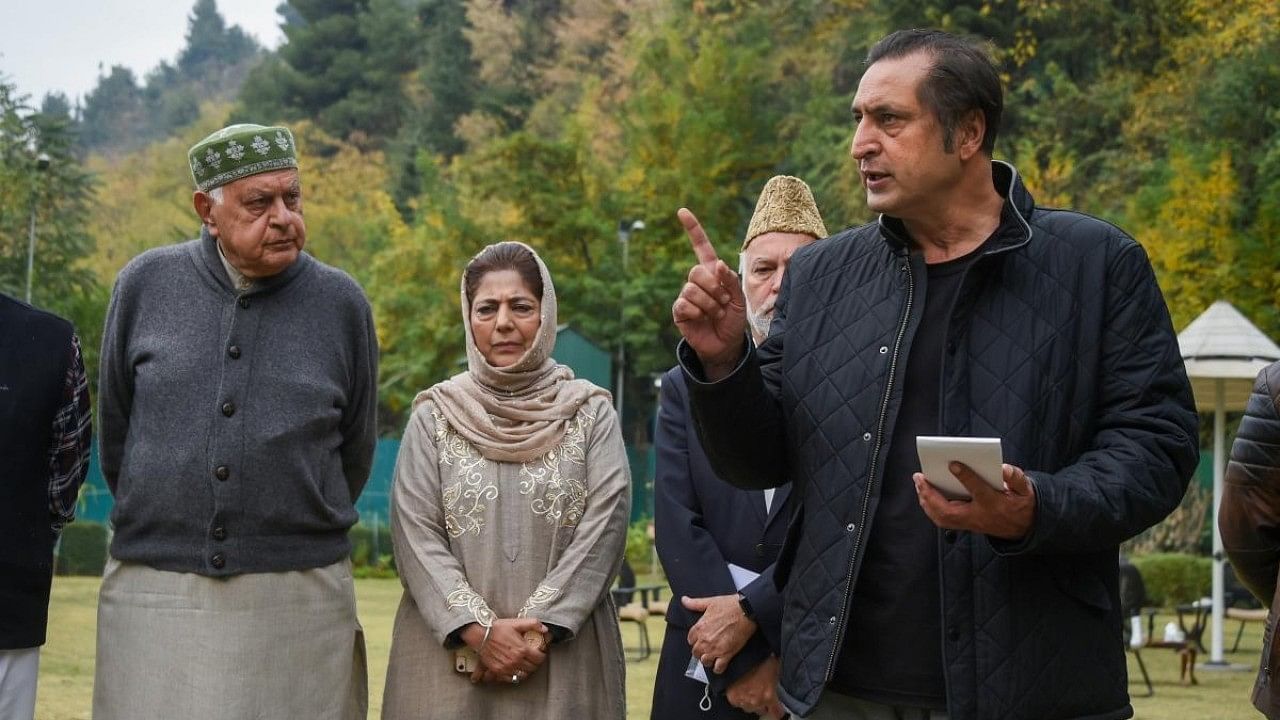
[651, 176, 826, 720]
[93, 124, 377, 720]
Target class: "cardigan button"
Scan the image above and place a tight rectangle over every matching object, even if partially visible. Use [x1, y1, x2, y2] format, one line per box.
[228, 345, 241, 359]
[944, 530, 958, 543]
[214, 465, 229, 481]
[211, 526, 227, 541]
[210, 553, 226, 569]
[238, 297, 250, 309]
[221, 402, 236, 417]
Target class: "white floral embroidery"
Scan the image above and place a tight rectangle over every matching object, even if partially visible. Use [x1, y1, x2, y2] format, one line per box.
[446, 579, 494, 627]
[519, 406, 594, 527]
[434, 410, 497, 537]
[252, 135, 271, 155]
[225, 139, 245, 161]
[518, 584, 561, 618]
[190, 158, 205, 177]
[204, 148, 222, 169]
[274, 130, 291, 151]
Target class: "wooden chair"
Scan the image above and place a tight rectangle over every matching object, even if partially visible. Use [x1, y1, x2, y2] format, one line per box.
[1120, 559, 1197, 696]
[1225, 563, 1269, 652]
[646, 596, 670, 617]
[612, 559, 651, 661]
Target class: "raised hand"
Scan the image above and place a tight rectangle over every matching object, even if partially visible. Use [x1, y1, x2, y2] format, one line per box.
[671, 208, 747, 381]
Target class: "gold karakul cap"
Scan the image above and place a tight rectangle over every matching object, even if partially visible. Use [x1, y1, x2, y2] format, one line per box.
[742, 175, 828, 251]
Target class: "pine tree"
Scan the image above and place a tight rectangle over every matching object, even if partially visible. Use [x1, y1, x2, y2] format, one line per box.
[179, 0, 260, 79]
[238, 0, 418, 148]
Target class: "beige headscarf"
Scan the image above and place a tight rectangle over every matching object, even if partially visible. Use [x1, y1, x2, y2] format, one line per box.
[417, 242, 609, 463]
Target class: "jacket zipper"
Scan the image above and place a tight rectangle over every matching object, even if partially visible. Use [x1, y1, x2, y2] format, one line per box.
[823, 255, 915, 681]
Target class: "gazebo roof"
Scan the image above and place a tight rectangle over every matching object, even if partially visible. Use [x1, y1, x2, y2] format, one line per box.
[1178, 300, 1280, 410]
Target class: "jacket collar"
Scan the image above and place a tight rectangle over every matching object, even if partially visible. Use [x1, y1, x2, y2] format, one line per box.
[878, 160, 1035, 256]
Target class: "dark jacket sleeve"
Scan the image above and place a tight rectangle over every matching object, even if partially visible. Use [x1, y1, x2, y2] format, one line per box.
[654, 367, 774, 691]
[339, 295, 379, 501]
[678, 265, 794, 492]
[1221, 362, 1280, 608]
[739, 563, 783, 653]
[992, 239, 1200, 556]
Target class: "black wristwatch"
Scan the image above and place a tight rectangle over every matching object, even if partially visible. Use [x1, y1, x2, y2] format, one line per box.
[737, 592, 756, 620]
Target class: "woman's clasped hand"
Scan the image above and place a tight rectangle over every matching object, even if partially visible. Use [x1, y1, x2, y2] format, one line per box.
[462, 619, 550, 685]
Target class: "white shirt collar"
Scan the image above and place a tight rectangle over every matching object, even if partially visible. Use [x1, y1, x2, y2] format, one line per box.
[216, 242, 253, 291]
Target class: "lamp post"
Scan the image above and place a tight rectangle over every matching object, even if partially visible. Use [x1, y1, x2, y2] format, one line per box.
[615, 219, 645, 421]
[25, 152, 51, 304]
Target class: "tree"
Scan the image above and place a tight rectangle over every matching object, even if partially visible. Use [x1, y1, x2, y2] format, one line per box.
[386, 0, 481, 218]
[238, 0, 418, 148]
[179, 0, 260, 80]
[367, 153, 478, 422]
[78, 66, 145, 152]
[76, 0, 262, 153]
[40, 93, 73, 122]
[0, 79, 104, 382]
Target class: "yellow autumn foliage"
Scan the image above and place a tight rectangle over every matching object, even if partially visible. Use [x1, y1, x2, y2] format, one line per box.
[1136, 149, 1240, 331]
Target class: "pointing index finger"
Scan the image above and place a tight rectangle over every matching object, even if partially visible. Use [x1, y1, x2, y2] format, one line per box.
[678, 208, 719, 266]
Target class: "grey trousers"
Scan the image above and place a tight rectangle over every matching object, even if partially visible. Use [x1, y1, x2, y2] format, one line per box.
[806, 692, 949, 720]
[0, 648, 38, 720]
[92, 558, 367, 720]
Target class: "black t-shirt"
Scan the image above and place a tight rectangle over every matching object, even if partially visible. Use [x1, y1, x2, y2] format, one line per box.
[828, 247, 981, 709]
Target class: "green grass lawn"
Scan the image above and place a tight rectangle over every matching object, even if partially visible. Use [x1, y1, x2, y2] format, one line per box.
[36, 577, 1263, 718]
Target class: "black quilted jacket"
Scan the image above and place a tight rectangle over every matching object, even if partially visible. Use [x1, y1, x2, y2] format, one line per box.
[681, 162, 1199, 719]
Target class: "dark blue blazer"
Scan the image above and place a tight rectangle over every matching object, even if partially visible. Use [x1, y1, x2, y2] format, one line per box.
[652, 366, 790, 712]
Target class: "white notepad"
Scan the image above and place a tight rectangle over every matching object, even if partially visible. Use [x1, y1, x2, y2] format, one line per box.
[915, 436, 1005, 500]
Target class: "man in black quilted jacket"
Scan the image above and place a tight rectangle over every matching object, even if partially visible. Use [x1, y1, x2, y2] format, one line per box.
[671, 28, 1199, 720]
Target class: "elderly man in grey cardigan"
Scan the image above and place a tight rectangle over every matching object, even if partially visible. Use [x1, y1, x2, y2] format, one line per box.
[93, 123, 378, 720]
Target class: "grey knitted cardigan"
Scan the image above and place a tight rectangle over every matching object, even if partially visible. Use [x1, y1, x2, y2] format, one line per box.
[98, 229, 378, 576]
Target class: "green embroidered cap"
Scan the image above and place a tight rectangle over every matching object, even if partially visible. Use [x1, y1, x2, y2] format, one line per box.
[188, 123, 299, 192]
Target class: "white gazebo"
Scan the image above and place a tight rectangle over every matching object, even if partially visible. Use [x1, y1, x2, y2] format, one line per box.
[1177, 300, 1280, 665]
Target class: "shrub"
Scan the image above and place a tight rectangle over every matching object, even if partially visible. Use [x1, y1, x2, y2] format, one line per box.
[56, 521, 109, 576]
[1131, 553, 1211, 607]
[354, 554, 398, 579]
[625, 517, 654, 570]
[349, 522, 394, 569]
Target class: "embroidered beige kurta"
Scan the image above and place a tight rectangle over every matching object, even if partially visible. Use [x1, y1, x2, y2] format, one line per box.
[382, 394, 630, 719]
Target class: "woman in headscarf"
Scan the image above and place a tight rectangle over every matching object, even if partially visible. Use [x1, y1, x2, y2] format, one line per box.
[382, 241, 629, 719]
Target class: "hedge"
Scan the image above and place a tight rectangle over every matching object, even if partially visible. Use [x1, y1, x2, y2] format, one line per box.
[349, 522, 395, 572]
[56, 521, 109, 576]
[1131, 553, 1211, 607]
